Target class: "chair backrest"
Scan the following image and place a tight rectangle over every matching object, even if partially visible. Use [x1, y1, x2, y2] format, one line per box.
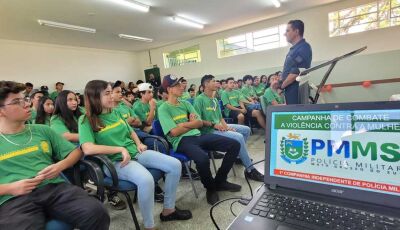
[260, 96, 268, 115]
[152, 120, 165, 138]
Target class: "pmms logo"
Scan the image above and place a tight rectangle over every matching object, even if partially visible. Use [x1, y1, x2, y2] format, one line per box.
[280, 133, 309, 164]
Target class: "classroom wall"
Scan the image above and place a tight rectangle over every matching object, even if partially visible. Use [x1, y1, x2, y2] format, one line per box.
[0, 39, 142, 93]
[138, 0, 400, 103]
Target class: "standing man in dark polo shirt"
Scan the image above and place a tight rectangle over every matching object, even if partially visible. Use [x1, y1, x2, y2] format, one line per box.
[280, 20, 312, 104]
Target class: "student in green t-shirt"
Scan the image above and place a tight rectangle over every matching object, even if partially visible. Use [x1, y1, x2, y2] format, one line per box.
[79, 80, 192, 230]
[253, 76, 266, 97]
[29, 90, 45, 123]
[158, 74, 242, 205]
[34, 96, 54, 125]
[194, 75, 264, 182]
[178, 79, 191, 101]
[263, 74, 286, 106]
[221, 77, 247, 124]
[0, 81, 109, 229]
[111, 83, 141, 128]
[133, 83, 157, 133]
[260, 74, 268, 87]
[49, 82, 64, 101]
[51, 90, 82, 145]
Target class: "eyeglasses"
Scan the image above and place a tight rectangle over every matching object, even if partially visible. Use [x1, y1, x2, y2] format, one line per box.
[0, 97, 32, 107]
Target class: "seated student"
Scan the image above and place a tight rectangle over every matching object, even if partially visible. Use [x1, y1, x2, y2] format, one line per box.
[49, 82, 64, 101]
[197, 85, 204, 97]
[79, 80, 192, 229]
[35, 96, 54, 125]
[51, 90, 82, 145]
[260, 75, 268, 88]
[133, 83, 157, 134]
[29, 90, 44, 123]
[221, 77, 247, 125]
[111, 83, 141, 127]
[188, 88, 196, 99]
[178, 79, 191, 101]
[125, 91, 135, 104]
[194, 75, 264, 182]
[75, 92, 86, 114]
[240, 76, 266, 129]
[135, 83, 199, 180]
[263, 74, 286, 106]
[253, 76, 265, 97]
[0, 81, 109, 229]
[237, 79, 243, 89]
[51, 90, 127, 210]
[158, 75, 242, 205]
[24, 82, 33, 97]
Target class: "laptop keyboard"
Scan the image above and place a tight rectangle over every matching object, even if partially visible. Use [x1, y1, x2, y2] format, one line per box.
[250, 193, 400, 230]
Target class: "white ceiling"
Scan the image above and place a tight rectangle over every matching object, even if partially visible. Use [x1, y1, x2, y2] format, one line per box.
[0, 0, 341, 51]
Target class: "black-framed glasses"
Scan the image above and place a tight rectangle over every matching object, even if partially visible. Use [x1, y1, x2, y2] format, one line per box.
[0, 97, 32, 107]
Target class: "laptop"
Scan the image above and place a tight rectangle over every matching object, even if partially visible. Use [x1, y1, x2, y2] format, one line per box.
[228, 101, 400, 230]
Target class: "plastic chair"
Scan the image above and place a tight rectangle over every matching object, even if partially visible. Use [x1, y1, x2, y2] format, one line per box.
[152, 120, 199, 198]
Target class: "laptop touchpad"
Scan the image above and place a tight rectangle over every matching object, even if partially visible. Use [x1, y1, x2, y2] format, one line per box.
[276, 225, 303, 230]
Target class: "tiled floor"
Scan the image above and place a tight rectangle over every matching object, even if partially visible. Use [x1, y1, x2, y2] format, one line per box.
[108, 129, 266, 230]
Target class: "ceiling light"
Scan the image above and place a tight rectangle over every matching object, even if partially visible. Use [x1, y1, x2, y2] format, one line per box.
[118, 34, 153, 42]
[37, 19, 96, 33]
[171, 15, 204, 29]
[271, 0, 281, 8]
[109, 0, 150, 12]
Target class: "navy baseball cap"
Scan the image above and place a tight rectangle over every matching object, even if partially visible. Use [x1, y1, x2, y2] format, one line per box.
[162, 74, 184, 90]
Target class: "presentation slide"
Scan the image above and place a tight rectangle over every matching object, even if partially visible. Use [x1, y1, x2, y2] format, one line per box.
[270, 110, 400, 196]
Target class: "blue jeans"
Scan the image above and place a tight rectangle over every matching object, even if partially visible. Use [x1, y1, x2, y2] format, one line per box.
[108, 150, 181, 228]
[246, 102, 262, 111]
[212, 124, 254, 171]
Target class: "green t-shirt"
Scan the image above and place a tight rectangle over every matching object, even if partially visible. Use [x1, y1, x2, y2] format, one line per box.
[179, 92, 191, 101]
[78, 110, 138, 162]
[29, 108, 37, 124]
[50, 115, 79, 145]
[132, 100, 152, 123]
[221, 89, 241, 117]
[158, 100, 201, 151]
[113, 102, 138, 121]
[49, 91, 59, 100]
[241, 85, 257, 99]
[33, 116, 51, 126]
[79, 106, 86, 114]
[254, 84, 265, 97]
[155, 100, 166, 120]
[0, 124, 76, 206]
[193, 94, 222, 134]
[263, 88, 285, 105]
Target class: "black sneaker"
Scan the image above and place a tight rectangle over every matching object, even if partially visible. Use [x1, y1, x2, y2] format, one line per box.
[216, 181, 242, 192]
[108, 194, 127, 210]
[160, 207, 192, 221]
[181, 167, 200, 180]
[155, 192, 164, 203]
[245, 169, 264, 182]
[212, 151, 225, 159]
[206, 190, 220, 205]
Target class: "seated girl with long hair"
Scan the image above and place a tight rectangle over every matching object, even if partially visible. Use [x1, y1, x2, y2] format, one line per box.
[79, 80, 192, 230]
[35, 96, 54, 125]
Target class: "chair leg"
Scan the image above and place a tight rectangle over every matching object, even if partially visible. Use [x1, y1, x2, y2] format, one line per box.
[209, 151, 218, 174]
[123, 192, 141, 230]
[184, 162, 198, 198]
[232, 166, 237, 177]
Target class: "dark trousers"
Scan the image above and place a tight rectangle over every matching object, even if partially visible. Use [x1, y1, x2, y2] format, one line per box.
[0, 183, 110, 230]
[284, 82, 300, 104]
[177, 134, 240, 190]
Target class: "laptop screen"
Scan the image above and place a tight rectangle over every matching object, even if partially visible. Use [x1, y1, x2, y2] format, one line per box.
[269, 109, 400, 197]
